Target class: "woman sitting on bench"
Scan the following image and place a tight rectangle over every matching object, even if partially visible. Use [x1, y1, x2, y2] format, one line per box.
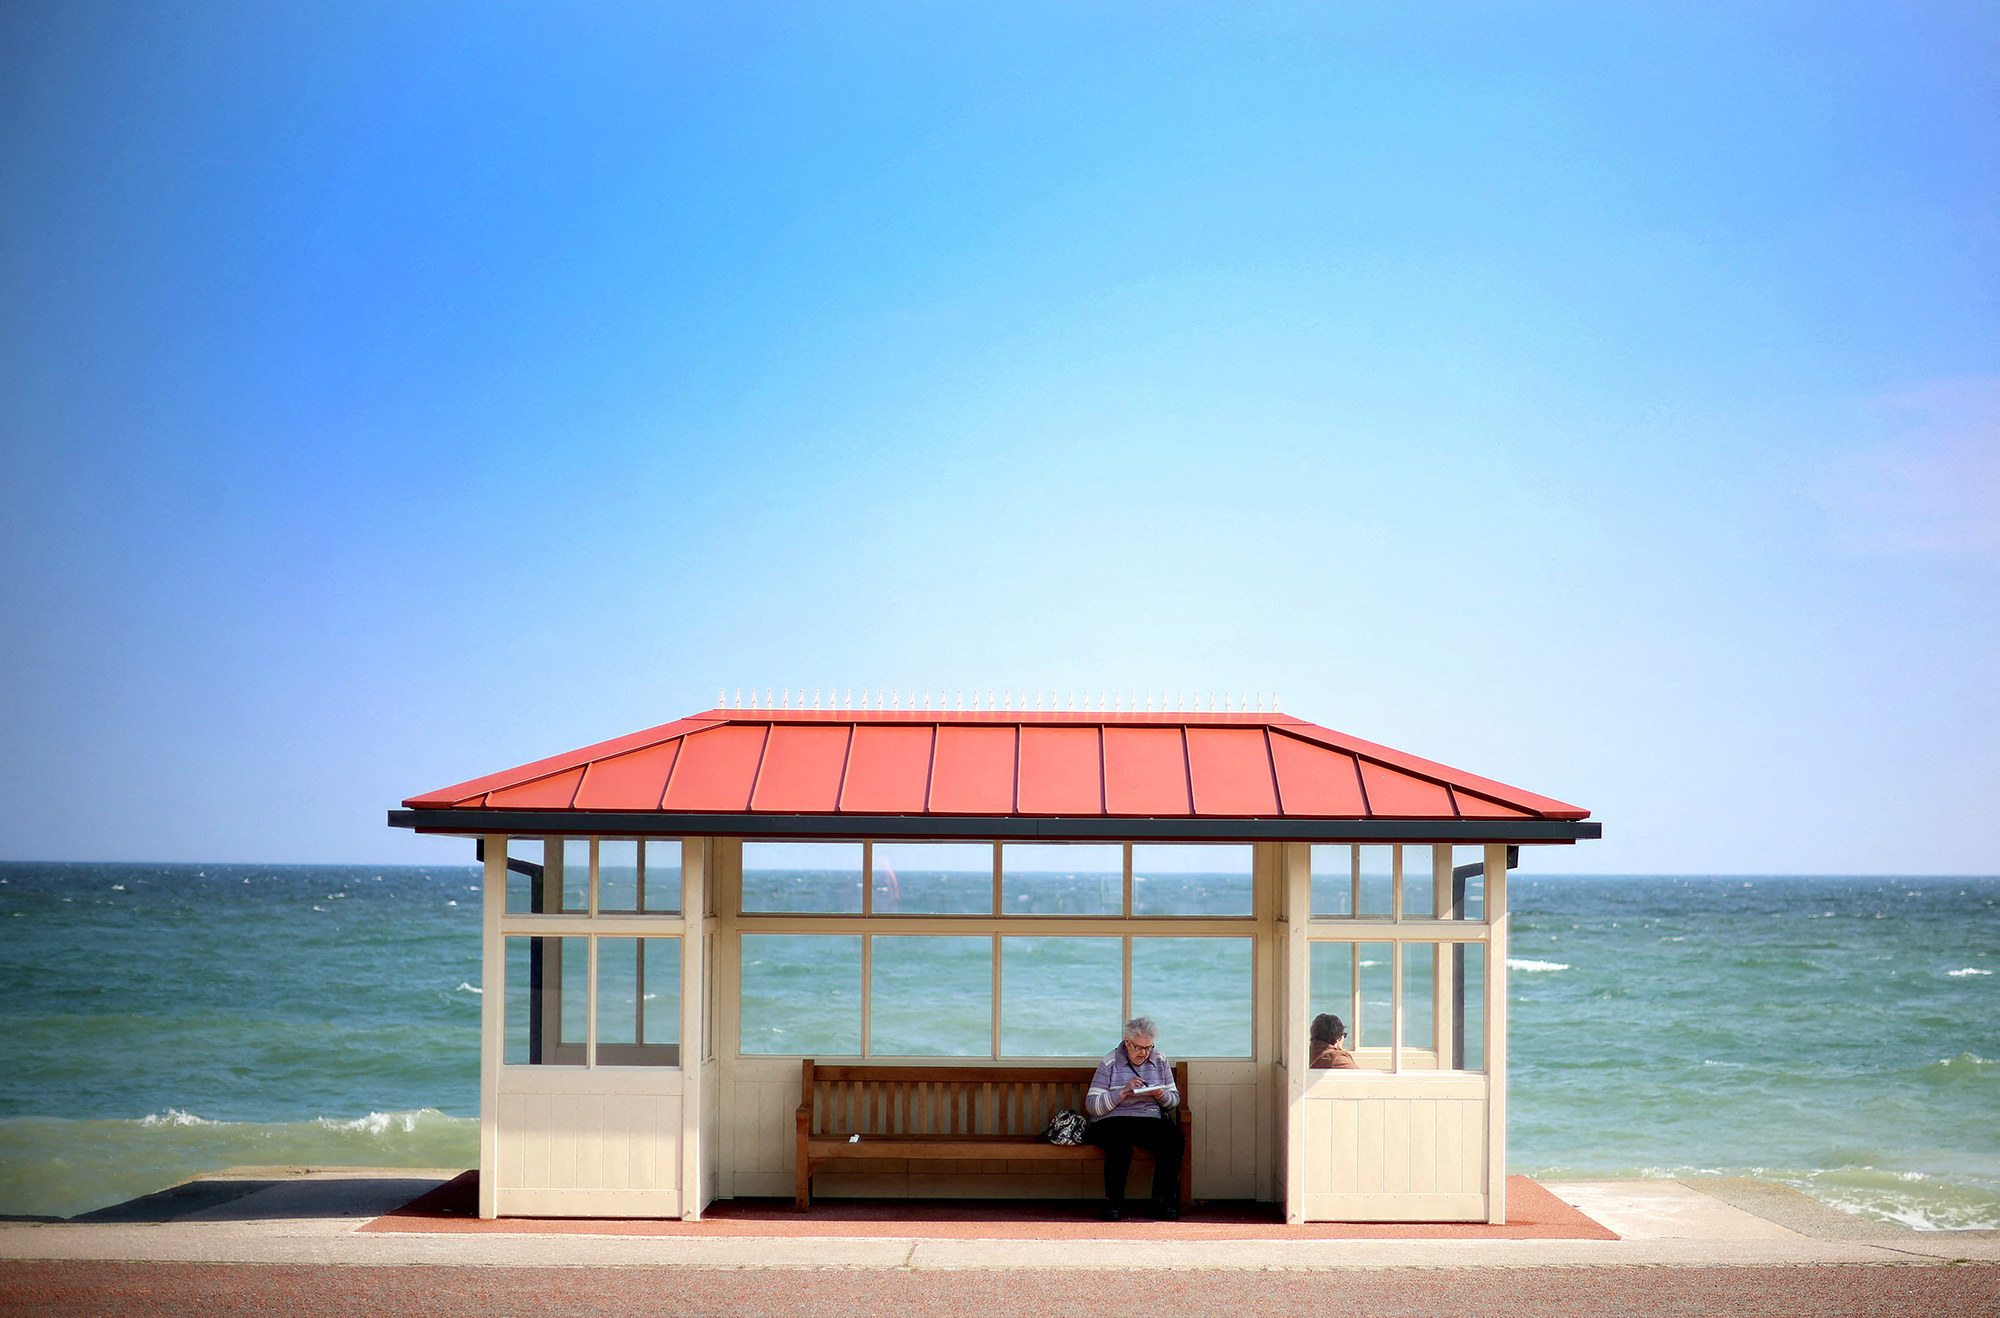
[1083, 1016, 1183, 1221]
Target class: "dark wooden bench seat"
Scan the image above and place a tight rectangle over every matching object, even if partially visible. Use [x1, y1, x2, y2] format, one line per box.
[795, 1060, 1193, 1210]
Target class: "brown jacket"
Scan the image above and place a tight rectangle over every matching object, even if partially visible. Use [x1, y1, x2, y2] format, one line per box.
[1311, 1043, 1358, 1069]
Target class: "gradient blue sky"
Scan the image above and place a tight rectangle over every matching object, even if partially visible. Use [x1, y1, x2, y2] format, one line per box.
[2, 2, 1994, 871]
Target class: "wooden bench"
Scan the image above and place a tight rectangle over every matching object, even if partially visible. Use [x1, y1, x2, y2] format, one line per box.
[795, 1060, 1193, 1210]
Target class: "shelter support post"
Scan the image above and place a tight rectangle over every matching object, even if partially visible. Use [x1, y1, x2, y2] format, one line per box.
[478, 833, 506, 1219]
[1485, 842, 1509, 1225]
[1282, 841, 1311, 1224]
[680, 838, 708, 1219]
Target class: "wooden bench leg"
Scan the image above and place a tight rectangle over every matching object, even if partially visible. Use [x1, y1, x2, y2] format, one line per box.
[795, 1156, 811, 1211]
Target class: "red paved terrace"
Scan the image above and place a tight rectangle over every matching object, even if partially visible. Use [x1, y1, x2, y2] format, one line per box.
[361, 1172, 1615, 1240]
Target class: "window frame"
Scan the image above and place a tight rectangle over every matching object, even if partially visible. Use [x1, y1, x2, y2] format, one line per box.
[730, 837, 1265, 1062]
[1302, 844, 1501, 1076]
[497, 836, 691, 1071]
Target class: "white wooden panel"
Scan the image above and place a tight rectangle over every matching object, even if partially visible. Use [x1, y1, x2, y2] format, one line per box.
[1303, 1075, 1486, 1100]
[1409, 1097, 1436, 1193]
[1440, 1096, 1472, 1192]
[1324, 1096, 1359, 1194]
[1465, 1096, 1488, 1195]
[498, 1067, 685, 1096]
[494, 1090, 682, 1204]
[1296, 1091, 1488, 1221]
[497, 1187, 681, 1217]
[1356, 1098, 1384, 1194]
[595, 1096, 624, 1191]
[574, 1095, 604, 1191]
[497, 1093, 527, 1189]
[1303, 1192, 1485, 1221]
[524, 1094, 551, 1187]
[1382, 1100, 1410, 1193]
[1302, 1099, 1333, 1194]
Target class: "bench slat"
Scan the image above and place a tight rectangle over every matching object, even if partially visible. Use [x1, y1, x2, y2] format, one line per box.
[806, 1138, 1146, 1160]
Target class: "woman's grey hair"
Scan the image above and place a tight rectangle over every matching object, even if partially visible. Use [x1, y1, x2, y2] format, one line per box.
[1123, 1016, 1158, 1042]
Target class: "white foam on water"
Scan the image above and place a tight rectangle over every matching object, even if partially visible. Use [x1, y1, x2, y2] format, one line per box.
[315, 1109, 442, 1135]
[137, 1109, 224, 1127]
[454, 982, 482, 994]
[1947, 967, 1991, 977]
[1508, 958, 1570, 972]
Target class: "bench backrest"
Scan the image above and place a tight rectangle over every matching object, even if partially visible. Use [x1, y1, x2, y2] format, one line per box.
[800, 1062, 1188, 1139]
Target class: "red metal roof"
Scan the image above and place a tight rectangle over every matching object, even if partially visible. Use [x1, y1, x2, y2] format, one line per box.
[403, 709, 1588, 822]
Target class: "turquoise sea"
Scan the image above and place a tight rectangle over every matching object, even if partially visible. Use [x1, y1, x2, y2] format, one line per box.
[0, 862, 1994, 1226]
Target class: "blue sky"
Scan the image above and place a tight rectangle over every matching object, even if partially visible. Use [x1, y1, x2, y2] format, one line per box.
[1, 2, 1994, 871]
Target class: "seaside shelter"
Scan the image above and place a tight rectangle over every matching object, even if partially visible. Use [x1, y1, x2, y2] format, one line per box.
[389, 700, 1597, 1223]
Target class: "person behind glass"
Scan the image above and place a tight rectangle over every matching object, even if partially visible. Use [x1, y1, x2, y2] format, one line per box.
[1310, 1013, 1358, 1069]
[1083, 1016, 1183, 1221]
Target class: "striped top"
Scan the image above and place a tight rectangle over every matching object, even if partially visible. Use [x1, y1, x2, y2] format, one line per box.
[1085, 1043, 1181, 1120]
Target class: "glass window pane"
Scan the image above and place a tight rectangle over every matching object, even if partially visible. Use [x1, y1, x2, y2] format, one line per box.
[1000, 937, 1122, 1055]
[1401, 845, 1438, 917]
[597, 936, 639, 1042]
[641, 937, 681, 1048]
[1357, 940, 1392, 1049]
[1131, 845, 1252, 916]
[1310, 845, 1353, 917]
[742, 842, 863, 913]
[1455, 942, 1486, 1070]
[872, 843, 993, 915]
[598, 840, 640, 913]
[1402, 943, 1436, 1051]
[505, 838, 545, 913]
[870, 936, 992, 1055]
[504, 935, 585, 1065]
[1309, 942, 1357, 1056]
[504, 936, 532, 1063]
[560, 936, 588, 1044]
[1358, 847, 1393, 917]
[1001, 844, 1123, 915]
[559, 839, 590, 912]
[1450, 847, 1484, 921]
[739, 934, 861, 1054]
[1130, 938, 1252, 1057]
[597, 937, 681, 1065]
[643, 839, 681, 913]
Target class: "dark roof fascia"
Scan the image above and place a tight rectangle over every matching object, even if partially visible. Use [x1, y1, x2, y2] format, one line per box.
[388, 808, 1599, 845]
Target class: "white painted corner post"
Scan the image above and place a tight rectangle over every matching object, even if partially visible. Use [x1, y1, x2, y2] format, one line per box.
[1282, 841, 1311, 1224]
[1485, 842, 1510, 1225]
[679, 837, 708, 1220]
[479, 834, 506, 1219]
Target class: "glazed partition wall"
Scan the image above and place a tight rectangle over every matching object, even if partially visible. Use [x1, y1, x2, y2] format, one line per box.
[479, 836, 720, 1219]
[1280, 843, 1509, 1224]
[715, 839, 1278, 1203]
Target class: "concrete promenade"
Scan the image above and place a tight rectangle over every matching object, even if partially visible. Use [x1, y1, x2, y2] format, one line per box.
[3, 1169, 1996, 1316]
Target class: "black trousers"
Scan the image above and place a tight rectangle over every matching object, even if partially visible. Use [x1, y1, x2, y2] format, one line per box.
[1083, 1114, 1183, 1204]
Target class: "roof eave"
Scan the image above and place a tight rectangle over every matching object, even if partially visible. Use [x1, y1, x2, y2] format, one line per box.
[389, 808, 1600, 845]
